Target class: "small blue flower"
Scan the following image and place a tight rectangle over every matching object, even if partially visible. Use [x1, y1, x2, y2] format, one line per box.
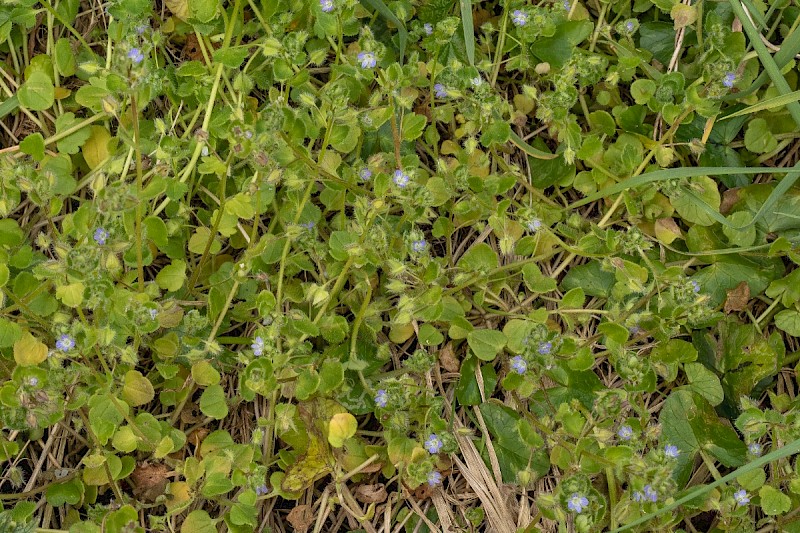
[320, 0, 334, 12]
[617, 425, 634, 441]
[255, 484, 269, 496]
[252, 336, 265, 356]
[527, 219, 542, 233]
[55, 334, 75, 352]
[299, 221, 315, 230]
[424, 23, 433, 35]
[149, 308, 158, 320]
[563, 0, 571, 11]
[633, 485, 658, 503]
[393, 170, 410, 188]
[733, 489, 749, 506]
[28, 377, 39, 387]
[537, 341, 552, 355]
[411, 239, 428, 253]
[664, 444, 680, 458]
[94, 228, 109, 245]
[374, 389, 388, 408]
[471, 76, 483, 87]
[128, 48, 144, 64]
[723, 72, 736, 88]
[510, 356, 527, 375]
[511, 10, 528, 27]
[433, 84, 448, 98]
[427, 470, 443, 486]
[358, 51, 377, 69]
[625, 21, 635, 33]
[567, 493, 589, 513]
[424, 433, 443, 454]
[135, 23, 149, 35]
[358, 168, 372, 181]
[690, 280, 700, 293]
[748, 442, 762, 456]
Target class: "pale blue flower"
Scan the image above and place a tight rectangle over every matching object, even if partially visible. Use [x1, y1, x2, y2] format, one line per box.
[94, 228, 109, 245]
[255, 484, 269, 496]
[633, 485, 658, 503]
[433, 84, 448, 98]
[358, 51, 377, 69]
[393, 170, 410, 188]
[252, 336, 265, 356]
[358, 168, 372, 181]
[424, 434, 443, 454]
[411, 239, 428, 253]
[733, 489, 749, 506]
[567, 493, 588, 513]
[723, 72, 736, 88]
[424, 23, 433, 35]
[510, 356, 527, 374]
[617, 425, 633, 440]
[56, 334, 75, 352]
[320, 0, 334, 12]
[664, 444, 679, 458]
[128, 48, 144, 64]
[690, 280, 700, 293]
[511, 10, 528, 27]
[374, 389, 388, 407]
[427, 470, 442, 486]
[28, 377, 39, 387]
[538, 341, 552, 355]
[748, 442, 762, 456]
[527, 219, 542, 233]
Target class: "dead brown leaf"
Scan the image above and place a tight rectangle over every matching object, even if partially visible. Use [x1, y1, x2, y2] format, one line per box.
[287, 504, 314, 533]
[720, 188, 741, 215]
[439, 342, 460, 373]
[354, 483, 387, 504]
[130, 462, 172, 502]
[724, 281, 750, 313]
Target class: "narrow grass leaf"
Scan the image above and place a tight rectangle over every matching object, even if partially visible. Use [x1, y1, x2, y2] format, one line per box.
[359, 0, 408, 62]
[509, 131, 560, 160]
[722, 90, 800, 120]
[459, 0, 475, 66]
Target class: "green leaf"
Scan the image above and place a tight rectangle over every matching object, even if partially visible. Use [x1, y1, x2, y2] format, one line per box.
[467, 329, 506, 361]
[0, 264, 8, 288]
[122, 370, 155, 407]
[0, 318, 22, 348]
[358, 0, 408, 62]
[532, 20, 594, 68]
[213, 47, 249, 69]
[189, 0, 217, 22]
[459, 0, 474, 65]
[479, 120, 511, 147]
[199, 384, 229, 419]
[638, 22, 676, 65]
[760, 485, 792, 516]
[775, 309, 800, 337]
[456, 358, 497, 406]
[744, 118, 778, 154]
[55, 281, 85, 307]
[46, 478, 84, 506]
[479, 402, 549, 482]
[156, 259, 187, 292]
[19, 133, 44, 161]
[458, 243, 499, 272]
[17, 71, 54, 111]
[13, 332, 48, 367]
[54, 112, 92, 155]
[192, 360, 221, 386]
[684, 363, 723, 406]
[670, 176, 721, 226]
[401, 113, 426, 141]
[181, 511, 217, 533]
[693, 256, 783, 307]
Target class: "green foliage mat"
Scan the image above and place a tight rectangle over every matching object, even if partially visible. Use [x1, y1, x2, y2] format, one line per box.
[2, 0, 800, 531]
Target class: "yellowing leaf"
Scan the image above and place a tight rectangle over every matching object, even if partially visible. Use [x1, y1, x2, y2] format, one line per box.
[327, 412, 357, 448]
[82, 126, 112, 170]
[56, 282, 85, 307]
[122, 370, 155, 406]
[164, 0, 189, 19]
[282, 436, 332, 493]
[166, 481, 192, 513]
[14, 332, 48, 367]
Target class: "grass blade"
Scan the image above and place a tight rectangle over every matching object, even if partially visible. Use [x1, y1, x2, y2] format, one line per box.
[568, 166, 796, 209]
[359, 0, 408, 62]
[729, 0, 800, 127]
[721, 90, 800, 120]
[610, 436, 800, 532]
[509, 131, 559, 160]
[459, 0, 475, 65]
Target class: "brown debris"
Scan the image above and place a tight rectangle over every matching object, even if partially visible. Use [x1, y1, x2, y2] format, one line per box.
[724, 282, 750, 314]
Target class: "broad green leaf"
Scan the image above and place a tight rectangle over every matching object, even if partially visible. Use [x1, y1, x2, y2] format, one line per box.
[479, 402, 549, 482]
[467, 329, 506, 361]
[55, 112, 92, 155]
[46, 478, 84, 506]
[156, 260, 187, 292]
[192, 360, 221, 386]
[199, 384, 228, 419]
[670, 176, 721, 226]
[19, 133, 44, 161]
[18, 71, 54, 111]
[760, 485, 791, 515]
[81, 126, 112, 169]
[684, 363, 723, 406]
[181, 511, 217, 533]
[122, 370, 155, 406]
[744, 118, 778, 154]
[55, 282, 85, 308]
[189, 0, 217, 22]
[458, 243, 499, 272]
[775, 309, 800, 337]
